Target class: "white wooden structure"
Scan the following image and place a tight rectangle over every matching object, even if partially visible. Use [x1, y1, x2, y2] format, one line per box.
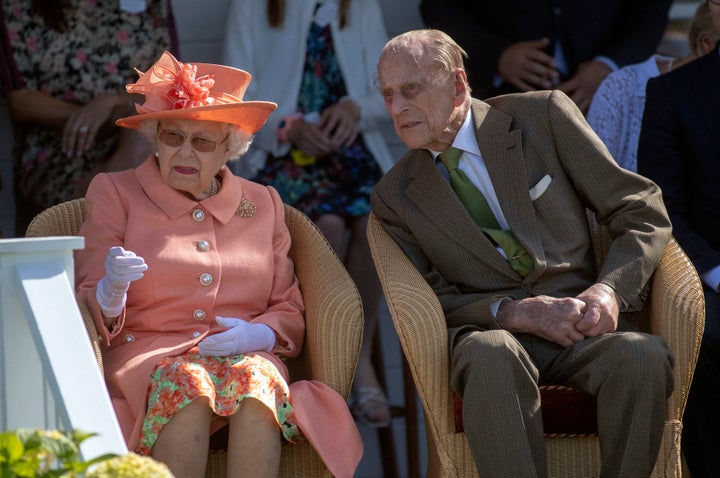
[0, 236, 127, 460]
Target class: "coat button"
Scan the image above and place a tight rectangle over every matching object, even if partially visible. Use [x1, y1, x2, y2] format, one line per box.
[192, 209, 205, 222]
[200, 273, 213, 286]
[123, 334, 135, 343]
[193, 309, 206, 321]
[192, 331, 201, 338]
[197, 240, 210, 252]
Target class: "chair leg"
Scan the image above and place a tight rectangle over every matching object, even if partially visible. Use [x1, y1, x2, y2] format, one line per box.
[402, 355, 420, 478]
[372, 324, 421, 477]
[372, 329, 400, 477]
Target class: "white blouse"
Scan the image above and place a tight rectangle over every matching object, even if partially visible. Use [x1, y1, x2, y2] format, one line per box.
[586, 54, 673, 173]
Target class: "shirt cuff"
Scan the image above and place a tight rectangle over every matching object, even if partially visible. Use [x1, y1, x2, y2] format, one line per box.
[701, 264, 720, 292]
[491, 297, 513, 318]
[594, 56, 618, 72]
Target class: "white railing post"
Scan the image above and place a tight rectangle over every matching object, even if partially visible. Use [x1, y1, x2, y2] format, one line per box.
[0, 237, 127, 460]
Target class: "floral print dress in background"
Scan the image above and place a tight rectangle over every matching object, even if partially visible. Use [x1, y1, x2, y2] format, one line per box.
[0, 0, 175, 208]
[251, 8, 383, 221]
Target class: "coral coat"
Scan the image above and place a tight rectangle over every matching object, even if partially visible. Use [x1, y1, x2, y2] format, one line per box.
[75, 157, 361, 477]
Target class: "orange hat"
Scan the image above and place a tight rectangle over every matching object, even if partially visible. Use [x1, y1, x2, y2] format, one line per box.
[116, 51, 276, 134]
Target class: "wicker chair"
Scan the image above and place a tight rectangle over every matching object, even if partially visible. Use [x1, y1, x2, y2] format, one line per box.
[26, 198, 364, 478]
[366, 211, 705, 478]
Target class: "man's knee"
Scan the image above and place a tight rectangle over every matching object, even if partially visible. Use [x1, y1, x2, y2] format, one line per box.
[614, 332, 673, 393]
[450, 329, 534, 392]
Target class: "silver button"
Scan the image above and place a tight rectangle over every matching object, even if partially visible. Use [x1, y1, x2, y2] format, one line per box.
[197, 240, 210, 252]
[123, 334, 135, 343]
[193, 309, 206, 320]
[192, 209, 205, 222]
[200, 273, 213, 286]
[191, 331, 201, 338]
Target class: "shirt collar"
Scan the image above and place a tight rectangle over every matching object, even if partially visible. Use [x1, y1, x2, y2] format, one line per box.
[430, 109, 480, 159]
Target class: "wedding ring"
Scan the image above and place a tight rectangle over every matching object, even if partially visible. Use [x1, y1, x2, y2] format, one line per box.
[79, 125, 89, 133]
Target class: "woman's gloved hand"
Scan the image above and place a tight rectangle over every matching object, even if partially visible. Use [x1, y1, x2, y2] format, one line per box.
[198, 316, 276, 356]
[96, 246, 147, 317]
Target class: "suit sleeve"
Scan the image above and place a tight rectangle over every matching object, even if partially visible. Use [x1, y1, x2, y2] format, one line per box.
[638, 75, 720, 274]
[590, 0, 672, 70]
[75, 174, 129, 345]
[250, 187, 305, 357]
[548, 90, 671, 309]
[419, 0, 510, 97]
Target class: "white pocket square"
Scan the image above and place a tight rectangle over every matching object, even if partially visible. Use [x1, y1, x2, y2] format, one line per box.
[529, 174, 552, 201]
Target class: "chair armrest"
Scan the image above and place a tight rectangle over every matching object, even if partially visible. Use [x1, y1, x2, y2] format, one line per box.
[646, 237, 705, 420]
[75, 292, 104, 376]
[284, 205, 363, 399]
[367, 213, 456, 436]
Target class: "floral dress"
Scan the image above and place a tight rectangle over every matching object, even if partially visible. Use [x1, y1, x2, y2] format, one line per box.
[251, 8, 383, 221]
[139, 349, 299, 454]
[0, 0, 175, 208]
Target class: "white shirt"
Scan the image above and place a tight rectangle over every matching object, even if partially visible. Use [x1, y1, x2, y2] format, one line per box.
[433, 111, 510, 230]
[432, 111, 512, 317]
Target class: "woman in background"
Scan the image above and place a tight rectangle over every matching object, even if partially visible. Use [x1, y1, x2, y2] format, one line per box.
[0, 0, 177, 235]
[586, 1, 720, 172]
[224, 0, 395, 427]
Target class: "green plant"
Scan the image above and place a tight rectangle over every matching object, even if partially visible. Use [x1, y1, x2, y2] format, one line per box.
[0, 429, 114, 478]
[85, 453, 173, 478]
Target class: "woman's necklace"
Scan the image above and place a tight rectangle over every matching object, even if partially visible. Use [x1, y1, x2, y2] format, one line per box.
[209, 176, 220, 197]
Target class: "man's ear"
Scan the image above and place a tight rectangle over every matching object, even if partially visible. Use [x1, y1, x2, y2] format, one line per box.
[453, 68, 470, 106]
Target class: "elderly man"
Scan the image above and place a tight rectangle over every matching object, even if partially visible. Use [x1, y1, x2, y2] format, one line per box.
[371, 29, 674, 477]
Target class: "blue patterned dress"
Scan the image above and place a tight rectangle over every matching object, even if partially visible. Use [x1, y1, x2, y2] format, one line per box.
[252, 9, 383, 221]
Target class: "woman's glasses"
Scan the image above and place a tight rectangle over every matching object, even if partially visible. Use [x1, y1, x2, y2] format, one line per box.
[158, 130, 229, 153]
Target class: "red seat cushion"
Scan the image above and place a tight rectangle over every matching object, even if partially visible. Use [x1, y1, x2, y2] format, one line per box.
[453, 385, 598, 436]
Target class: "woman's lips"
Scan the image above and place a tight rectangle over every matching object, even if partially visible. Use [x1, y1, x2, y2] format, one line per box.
[174, 166, 197, 175]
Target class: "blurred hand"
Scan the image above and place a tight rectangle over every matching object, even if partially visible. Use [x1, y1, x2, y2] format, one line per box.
[558, 60, 612, 114]
[287, 120, 337, 158]
[320, 99, 360, 147]
[63, 93, 128, 158]
[574, 282, 620, 337]
[497, 295, 587, 347]
[198, 316, 276, 356]
[498, 38, 560, 91]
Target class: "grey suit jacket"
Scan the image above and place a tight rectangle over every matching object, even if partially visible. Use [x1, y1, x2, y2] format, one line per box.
[371, 90, 671, 334]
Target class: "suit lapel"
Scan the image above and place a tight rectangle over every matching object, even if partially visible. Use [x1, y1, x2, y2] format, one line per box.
[404, 150, 518, 278]
[472, 100, 547, 278]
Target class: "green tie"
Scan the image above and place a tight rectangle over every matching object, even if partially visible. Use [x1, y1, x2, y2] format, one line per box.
[439, 147, 533, 277]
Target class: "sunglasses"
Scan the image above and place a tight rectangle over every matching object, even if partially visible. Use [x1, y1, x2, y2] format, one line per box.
[158, 129, 229, 153]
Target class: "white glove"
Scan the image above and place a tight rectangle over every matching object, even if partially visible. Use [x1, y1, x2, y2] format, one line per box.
[198, 316, 276, 356]
[96, 246, 147, 317]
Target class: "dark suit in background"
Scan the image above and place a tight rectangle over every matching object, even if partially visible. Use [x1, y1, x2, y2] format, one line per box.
[420, 0, 672, 99]
[638, 43, 720, 478]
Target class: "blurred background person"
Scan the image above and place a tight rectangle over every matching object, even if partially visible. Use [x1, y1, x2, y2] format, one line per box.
[419, 0, 673, 113]
[0, 0, 178, 236]
[223, 0, 395, 428]
[638, 1, 720, 475]
[587, 1, 720, 172]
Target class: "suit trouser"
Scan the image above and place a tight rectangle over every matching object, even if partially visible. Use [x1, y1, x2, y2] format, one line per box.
[450, 328, 674, 478]
[682, 284, 720, 478]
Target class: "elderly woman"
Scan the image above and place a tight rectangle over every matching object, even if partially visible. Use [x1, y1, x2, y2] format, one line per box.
[75, 51, 361, 478]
